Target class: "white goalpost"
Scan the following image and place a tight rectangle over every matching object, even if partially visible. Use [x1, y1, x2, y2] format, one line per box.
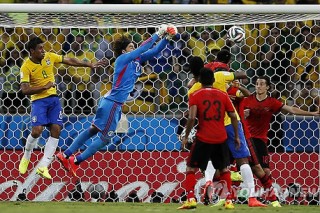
[0, 4, 319, 204]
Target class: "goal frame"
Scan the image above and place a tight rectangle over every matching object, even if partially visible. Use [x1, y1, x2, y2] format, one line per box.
[0, 4, 319, 14]
[0, 3, 319, 204]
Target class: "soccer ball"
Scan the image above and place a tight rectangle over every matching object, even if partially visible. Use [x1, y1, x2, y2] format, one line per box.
[227, 26, 245, 43]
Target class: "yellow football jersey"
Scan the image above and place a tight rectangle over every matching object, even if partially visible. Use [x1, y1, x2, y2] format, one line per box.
[188, 71, 235, 96]
[20, 52, 63, 101]
[188, 71, 240, 126]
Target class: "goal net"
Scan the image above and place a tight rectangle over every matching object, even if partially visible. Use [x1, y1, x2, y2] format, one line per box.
[0, 4, 319, 205]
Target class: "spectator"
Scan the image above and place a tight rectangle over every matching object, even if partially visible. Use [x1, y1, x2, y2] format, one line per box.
[0, 28, 17, 68]
[187, 27, 222, 63]
[294, 80, 319, 112]
[85, 28, 113, 109]
[288, 26, 317, 93]
[166, 59, 188, 110]
[62, 30, 97, 114]
[122, 64, 170, 114]
[86, 28, 113, 60]
[39, 28, 64, 55]
[242, 24, 261, 70]
[281, 21, 301, 59]
[259, 27, 290, 94]
[1, 47, 27, 114]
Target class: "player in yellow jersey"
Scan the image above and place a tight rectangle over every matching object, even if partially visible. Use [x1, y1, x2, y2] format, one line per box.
[18, 37, 106, 179]
[185, 50, 267, 208]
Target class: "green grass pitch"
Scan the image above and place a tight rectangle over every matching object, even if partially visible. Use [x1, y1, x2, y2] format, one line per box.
[1, 202, 319, 213]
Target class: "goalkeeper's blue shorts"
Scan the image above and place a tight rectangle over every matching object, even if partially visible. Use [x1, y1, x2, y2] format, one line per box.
[92, 97, 122, 139]
[225, 122, 250, 159]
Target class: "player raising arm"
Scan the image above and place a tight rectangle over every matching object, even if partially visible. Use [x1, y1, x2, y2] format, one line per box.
[57, 24, 178, 177]
[178, 67, 239, 210]
[19, 36, 107, 179]
[243, 75, 319, 180]
[187, 53, 266, 207]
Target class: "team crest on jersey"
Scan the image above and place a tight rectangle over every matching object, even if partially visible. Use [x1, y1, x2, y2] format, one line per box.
[46, 59, 51, 65]
[32, 116, 37, 123]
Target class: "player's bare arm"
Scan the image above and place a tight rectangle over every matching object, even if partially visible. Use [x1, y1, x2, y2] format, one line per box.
[231, 80, 251, 98]
[233, 70, 247, 80]
[227, 111, 240, 149]
[21, 82, 55, 95]
[238, 85, 251, 97]
[62, 57, 107, 69]
[182, 105, 197, 151]
[187, 78, 196, 89]
[281, 105, 320, 116]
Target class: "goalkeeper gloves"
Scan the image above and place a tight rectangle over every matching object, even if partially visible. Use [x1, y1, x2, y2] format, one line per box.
[156, 24, 168, 37]
[166, 24, 178, 40]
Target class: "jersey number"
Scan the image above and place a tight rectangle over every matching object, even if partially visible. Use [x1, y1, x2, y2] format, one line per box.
[203, 100, 222, 121]
[42, 70, 48, 78]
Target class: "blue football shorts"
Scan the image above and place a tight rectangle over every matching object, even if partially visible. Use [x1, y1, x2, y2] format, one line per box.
[31, 95, 63, 127]
[225, 121, 250, 159]
[92, 98, 122, 139]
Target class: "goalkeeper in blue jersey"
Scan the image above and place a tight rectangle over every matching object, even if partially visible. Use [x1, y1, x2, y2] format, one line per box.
[57, 24, 178, 177]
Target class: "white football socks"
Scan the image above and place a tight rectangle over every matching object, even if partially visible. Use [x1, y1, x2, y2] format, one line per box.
[23, 134, 39, 160]
[240, 164, 256, 198]
[205, 161, 216, 182]
[39, 136, 59, 167]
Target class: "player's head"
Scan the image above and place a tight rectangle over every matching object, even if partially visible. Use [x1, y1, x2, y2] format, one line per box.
[199, 67, 215, 86]
[216, 49, 231, 64]
[27, 37, 45, 60]
[189, 56, 204, 79]
[255, 76, 271, 95]
[113, 35, 134, 57]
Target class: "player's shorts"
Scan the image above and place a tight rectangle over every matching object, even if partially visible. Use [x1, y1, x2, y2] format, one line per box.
[187, 138, 230, 171]
[31, 95, 62, 127]
[249, 138, 270, 168]
[246, 137, 260, 166]
[225, 122, 250, 159]
[92, 97, 122, 140]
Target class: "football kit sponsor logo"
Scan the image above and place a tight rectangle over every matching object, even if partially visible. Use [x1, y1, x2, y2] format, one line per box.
[107, 131, 115, 137]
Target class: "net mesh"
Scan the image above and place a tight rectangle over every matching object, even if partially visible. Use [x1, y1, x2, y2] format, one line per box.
[0, 10, 319, 205]
[0, 13, 320, 28]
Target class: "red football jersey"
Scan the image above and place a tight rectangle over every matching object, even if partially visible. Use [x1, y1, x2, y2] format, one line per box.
[242, 94, 284, 143]
[189, 87, 235, 144]
[204, 61, 229, 72]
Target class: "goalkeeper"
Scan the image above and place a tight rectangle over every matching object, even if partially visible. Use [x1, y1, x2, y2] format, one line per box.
[57, 24, 178, 177]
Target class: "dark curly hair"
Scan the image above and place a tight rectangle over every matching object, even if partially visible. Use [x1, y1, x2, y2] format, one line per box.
[216, 49, 231, 64]
[199, 67, 214, 86]
[189, 56, 204, 79]
[27, 37, 43, 53]
[113, 35, 132, 58]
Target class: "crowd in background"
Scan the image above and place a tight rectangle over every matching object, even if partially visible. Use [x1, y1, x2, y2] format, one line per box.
[0, 20, 319, 116]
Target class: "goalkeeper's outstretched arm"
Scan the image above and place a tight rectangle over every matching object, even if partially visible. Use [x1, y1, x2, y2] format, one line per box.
[117, 33, 160, 64]
[140, 24, 178, 63]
